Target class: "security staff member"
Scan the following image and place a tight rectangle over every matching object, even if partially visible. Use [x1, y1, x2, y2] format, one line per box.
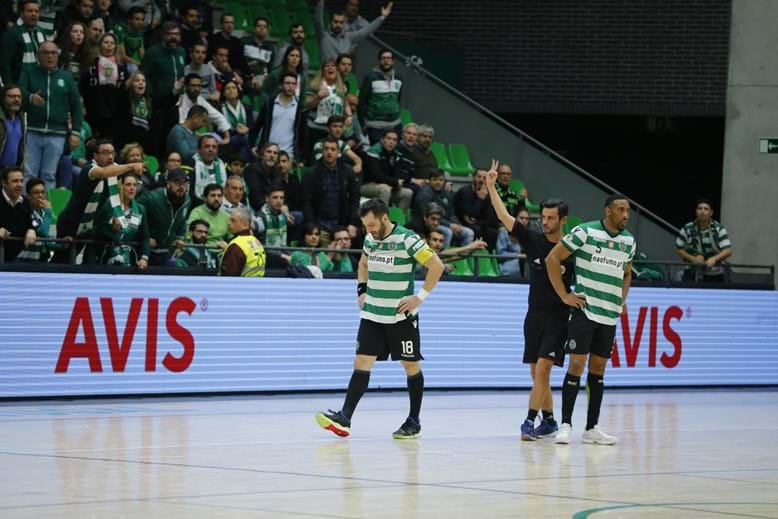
[220, 207, 266, 276]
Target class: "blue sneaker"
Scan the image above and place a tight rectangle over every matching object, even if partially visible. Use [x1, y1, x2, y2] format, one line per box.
[534, 419, 559, 439]
[521, 419, 537, 441]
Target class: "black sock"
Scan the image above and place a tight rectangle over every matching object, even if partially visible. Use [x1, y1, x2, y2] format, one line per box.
[526, 409, 538, 422]
[407, 371, 424, 421]
[561, 373, 581, 426]
[542, 410, 556, 425]
[586, 372, 605, 430]
[342, 369, 370, 420]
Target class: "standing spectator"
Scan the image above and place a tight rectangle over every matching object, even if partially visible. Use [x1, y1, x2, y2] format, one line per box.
[675, 198, 733, 282]
[254, 73, 305, 162]
[244, 142, 280, 211]
[1, 85, 26, 169]
[208, 14, 246, 77]
[116, 0, 160, 34]
[20, 42, 83, 191]
[396, 122, 420, 194]
[187, 183, 230, 249]
[273, 24, 309, 74]
[210, 45, 244, 93]
[336, 53, 359, 95]
[344, 0, 368, 33]
[0, 167, 37, 262]
[314, 0, 391, 62]
[220, 207, 266, 276]
[413, 169, 472, 248]
[358, 48, 403, 144]
[262, 46, 307, 101]
[114, 6, 146, 74]
[174, 218, 218, 270]
[94, 171, 150, 269]
[222, 174, 263, 235]
[81, 33, 129, 139]
[362, 128, 412, 210]
[55, 98, 93, 189]
[17, 178, 55, 262]
[58, 21, 89, 81]
[178, 5, 202, 53]
[242, 16, 276, 96]
[166, 104, 206, 163]
[140, 21, 185, 116]
[260, 184, 291, 267]
[343, 93, 365, 152]
[302, 138, 360, 240]
[411, 125, 437, 182]
[311, 115, 363, 173]
[83, 17, 105, 63]
[275, 150, 303, 242]
[176, 73, 231, 143]
[56, 0, 95, 35]
[136, 167, 190, 265]
[95, 0, 119, 33]
[189, 135, 227, 200]
[220, 80, 254, 163]
[114, 70, 153, 152]
[305, 59, 351, 162]
[35, 0, 62, 39]
[453, 167, 499, 250]
[1, 0, 46, 86]
[185, 42, 219, 102]
[495, 162, 527, 216]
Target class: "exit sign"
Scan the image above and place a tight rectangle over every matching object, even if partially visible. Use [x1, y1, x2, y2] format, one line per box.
[759, 138, 778, 154]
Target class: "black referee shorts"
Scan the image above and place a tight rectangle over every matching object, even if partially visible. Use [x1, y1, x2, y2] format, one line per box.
[523, 308, 567, 367]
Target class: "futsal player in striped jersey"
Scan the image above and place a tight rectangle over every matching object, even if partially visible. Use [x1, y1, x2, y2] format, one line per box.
[316, 199, 445, 439]
[546, 195, 636, 445]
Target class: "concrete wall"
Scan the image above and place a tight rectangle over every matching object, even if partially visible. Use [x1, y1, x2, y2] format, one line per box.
[722, 0, 778, 281]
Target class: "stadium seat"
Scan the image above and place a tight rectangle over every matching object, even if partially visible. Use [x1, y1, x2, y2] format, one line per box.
[269, 6, 292, 39]
[447, 143, 475, 176]
[143, 154, 159, 175]
[223, 1, 251, 31]
[563, 216, 582, 234]
[247, 2, 269, 23]
[471, 249, 500, 277]
[286, 0, 308, 9]
[304, 38, 321, 71]
[430, 142, 453, 173]
[449, 258, 474, 276]
[509, 178, 540, 213]
[400, 108, 413, 126]
[48, 188, 72, 224]
[345, 72, 359, 95]
[388, 206, 407, 225]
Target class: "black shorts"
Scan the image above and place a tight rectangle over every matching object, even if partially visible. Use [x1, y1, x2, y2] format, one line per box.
[523, 308, 567, 367]
[565, 308, 616, 359]
[356, 317, 423, 362]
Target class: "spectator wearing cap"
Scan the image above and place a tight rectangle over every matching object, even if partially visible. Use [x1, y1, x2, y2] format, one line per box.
[314, 0, 391, 62]
[358, 48, 403, 145]
[413, 169, 473, 249]
[362, 127, 412, 210]
[136, 167, 191, 266]
[0, 167, 36, 262]
[167, 104, 207, 163]
[411, 125, 438, 182]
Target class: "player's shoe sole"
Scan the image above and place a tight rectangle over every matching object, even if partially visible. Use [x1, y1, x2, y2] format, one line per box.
[392, 430, 422, 440]
[315, 412, 350, 437]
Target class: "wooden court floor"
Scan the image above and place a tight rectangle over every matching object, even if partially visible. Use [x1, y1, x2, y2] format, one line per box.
[1, 389, 777, 518]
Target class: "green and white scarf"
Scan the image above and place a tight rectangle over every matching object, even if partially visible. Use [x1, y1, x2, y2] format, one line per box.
[222, 100, 246, 130]
[77, 173, 124, 237]
[193, 153, 225, 198]
[104, 201, 144, 265]
[17, 24, 45, 72]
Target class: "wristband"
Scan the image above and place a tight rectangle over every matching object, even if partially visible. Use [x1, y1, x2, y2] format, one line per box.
[357, 282, 367, 296]
[416, 288, 430, 301]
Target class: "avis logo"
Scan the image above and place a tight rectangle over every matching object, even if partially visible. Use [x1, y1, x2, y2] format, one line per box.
[611, 306, 683, 368]
[55, 297, 197, 373]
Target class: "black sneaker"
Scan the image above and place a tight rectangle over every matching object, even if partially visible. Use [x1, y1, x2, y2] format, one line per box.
[315, 409, 351, 437]
[392, 417, 422, 439]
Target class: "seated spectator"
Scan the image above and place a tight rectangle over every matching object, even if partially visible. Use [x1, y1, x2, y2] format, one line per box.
[274, 150, 304, 242]
[314, 0, 390, 63]
[342, 93, 366, 152]
[326, 225, 357, 272]
[362, 128, 412, 210]
[1, 85, 25, 169]
[396, 123, 420, 194]
[242, 16, 276, 96]
[211, 45, 244, 93]
[186, 183, 230, 249]
[453, 167, 500, 250]
[407, 201, 443, 240]
[220, 80, 254, 163]
[83, 17, 105, 63]
[358, 48, 403, 145]
[184, 42, 219, 103]
[155, 151, 182, 185]
[189, 135, 227, 200]
[119, 142, 154, 191]
[95, 0, 120, 33]
[260, 184, 292, 267]
[245, 142, 280, 211]
[263, 46, 307, 101]
[93, 171, 149, 269]
[423, 228, 486, 274]
[114, 6, 145, 74]
[226, 156, 247, 180]
[174, 219, 219, 270]
[0, 167, 36, 261]
[302, 138, 360, 242]
[254, 73, 305, 162]
[58, 21, 89, 82]
[305, 59, 352, 162]
[167, 105, 207, 163]
[114, 70, 154, 152]
[411, 125, 437, 182]
[81, 33, 128, 140]
[117, 0, 160, 36]
[496, 208, 529, 276]
[495, 162, 527, 216]
[289, 222, 334, 272]
[1, 0, 46, 86]
[56, 99, 94, 189]
[207, 14, 247, 78]
[220, 207, 266, 277]
[675, 198, 733, 282]
[17, 179, 56, 262]
[176, 73, 231, 144]
[312, 115, 363, 173]
[222, 175, 263, 234]
[273, 24, 310, 74]
[413, 169, 472, 248]
[136, 168, 191, 266]
[336, 53, 359, 95]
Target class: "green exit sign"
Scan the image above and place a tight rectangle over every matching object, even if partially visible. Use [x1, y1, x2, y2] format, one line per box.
[759, 138, 778, 154]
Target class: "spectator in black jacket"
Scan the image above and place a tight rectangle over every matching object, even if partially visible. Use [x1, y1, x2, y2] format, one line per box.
[453, 167, 500, 251]
[252, 72, 306, 162]
[361, 127, 412, 210]
[207, 14, 247, 77]
[0, 167, 36, 261]
[302, 138, 360, 242]
[244, 142, 280, 211]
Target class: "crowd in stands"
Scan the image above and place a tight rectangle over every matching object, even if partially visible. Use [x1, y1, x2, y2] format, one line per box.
[0, 0, 733, 281]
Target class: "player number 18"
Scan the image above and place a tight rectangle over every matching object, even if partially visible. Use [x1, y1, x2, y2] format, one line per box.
[401, 340, 414, 355]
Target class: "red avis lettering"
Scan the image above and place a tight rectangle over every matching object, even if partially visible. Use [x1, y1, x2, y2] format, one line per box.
[611, 306, 683, 368]
[55, 297, 196, 373]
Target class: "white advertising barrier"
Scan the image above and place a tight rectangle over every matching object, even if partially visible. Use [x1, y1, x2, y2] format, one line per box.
[1, 272, 777, 398]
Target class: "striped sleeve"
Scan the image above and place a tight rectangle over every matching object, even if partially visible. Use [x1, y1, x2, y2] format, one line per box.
[561, 225, 587, 253]
[717, 226, 731, 249]
[675, 226, 688, 249]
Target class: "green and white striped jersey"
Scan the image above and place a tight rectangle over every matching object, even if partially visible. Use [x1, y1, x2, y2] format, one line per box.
[561, 220, 636, 326]
[361, 224, 434, 324]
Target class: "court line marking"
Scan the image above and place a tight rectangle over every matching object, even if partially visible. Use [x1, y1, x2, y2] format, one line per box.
[572, 502, 778, 519]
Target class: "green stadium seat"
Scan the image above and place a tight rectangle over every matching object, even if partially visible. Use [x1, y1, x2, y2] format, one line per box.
[447, 143, 475, 176]
[48, 188, 72, 224]
[345, 72, 359, 95]
[509, 178, 540, 213]
[304, 38, 320, 71]
[389, 206, 407, 225]
[223, 1, 251, 31]
[286, 0, 308, 9]
[429, 142, 453, 173]
[400, 108, 413, 126]
[563, 216, 582, 234]
[247, 2, 269, 23]
[143, 154, 159, 175]
[269, 6, 292, 39]
[449, 258, 474, 276]
[471, 249, 500, 277]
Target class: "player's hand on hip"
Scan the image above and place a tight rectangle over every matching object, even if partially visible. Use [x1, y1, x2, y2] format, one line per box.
[397, 295, 421, 315]
[562, 293, 586, 309]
